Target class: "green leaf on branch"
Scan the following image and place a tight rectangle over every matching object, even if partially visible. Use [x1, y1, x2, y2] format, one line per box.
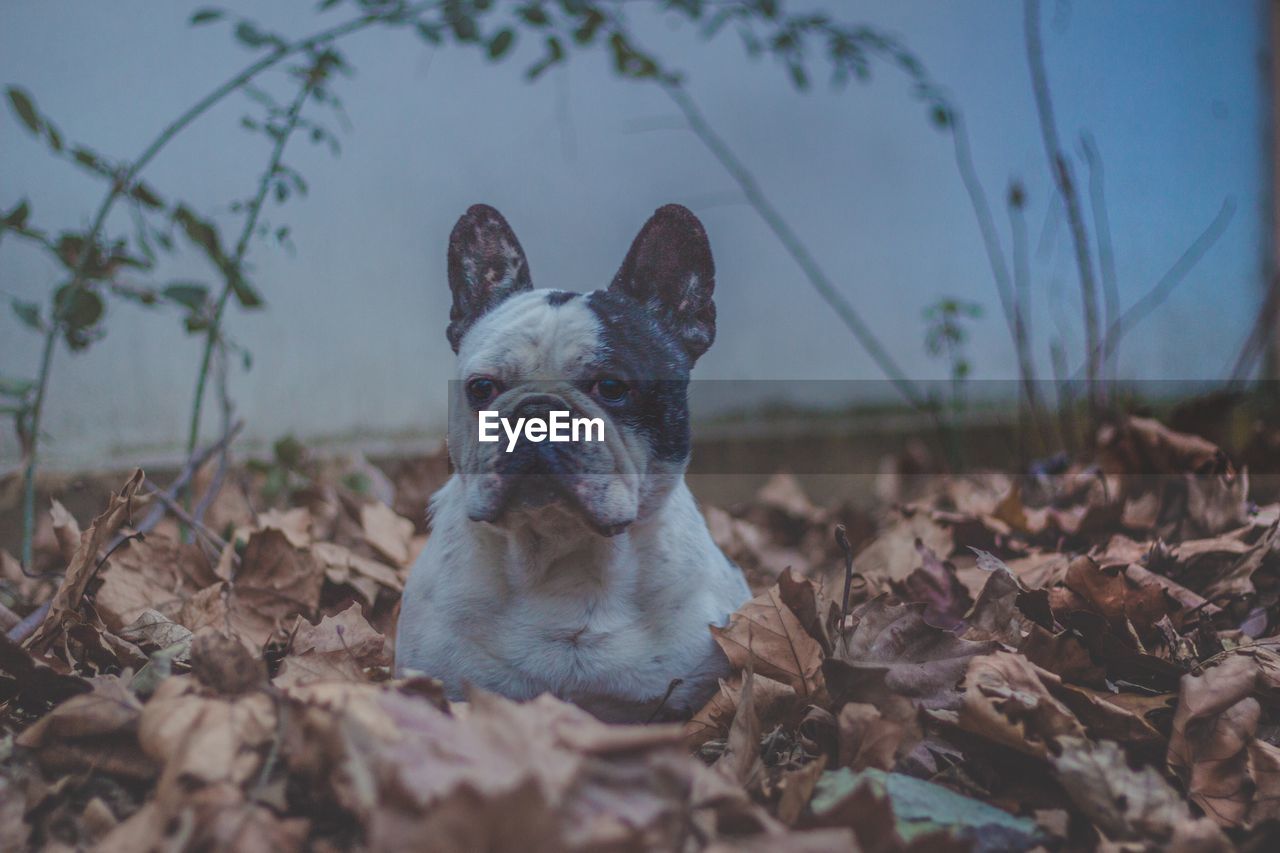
[233, 20, 285, 51]
[6, 87, 42, 134]
[2, 200, 30, 230]
[72, 146, 111, 176]
[174, 205, 225, 261]
[517, 5, 549, 26]
[54, 284, 105, 331]
[190, 8, 224, 25]
[110, 283, 161, 306]
[787, 61, 809, 90]
[415, 21, 442, 44]
[572, 10, 604, 45]
[446, 6, 479, 43]
[11, 299, 43, 331]
[228, 271, 263, 309]
[526, 35, 564, 79]
[487, 28, 515, 60]
[130, 182, 164, 209]
[0, 375, 36, 399]
[45, 122, 63, 152]
[162, 282, 211, 312]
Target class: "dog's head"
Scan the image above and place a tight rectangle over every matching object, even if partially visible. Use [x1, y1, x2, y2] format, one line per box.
[443, 203, 716, 537]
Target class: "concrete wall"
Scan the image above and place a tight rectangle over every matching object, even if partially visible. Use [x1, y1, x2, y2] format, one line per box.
[0, 0, 1270, 469]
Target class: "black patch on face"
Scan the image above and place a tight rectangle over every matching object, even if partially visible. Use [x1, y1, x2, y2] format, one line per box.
[585, 290, 693, 463]
[545, 290, 578, 306]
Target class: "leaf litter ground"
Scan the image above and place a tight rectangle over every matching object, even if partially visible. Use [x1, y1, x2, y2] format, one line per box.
[3, 416, 1280, 850]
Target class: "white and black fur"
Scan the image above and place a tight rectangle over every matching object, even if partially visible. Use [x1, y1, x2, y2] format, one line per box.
[395, 203, 750, 721]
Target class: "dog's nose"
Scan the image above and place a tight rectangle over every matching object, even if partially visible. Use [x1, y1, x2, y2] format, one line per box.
[513, 394, 563, 420]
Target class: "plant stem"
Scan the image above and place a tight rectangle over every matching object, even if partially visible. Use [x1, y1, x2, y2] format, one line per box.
[186, 76, 315, 477]
[663, 83, 927, 410]
[1024, 0, 1103, 412]
[18, 324, 58, 569]
[1008, 191, 1054, 453]
[1074, 198, 1235, 381]
[17, 2, 438, 566]
[1080, 132, 1119, 382]
[949, 108, 1050, 452]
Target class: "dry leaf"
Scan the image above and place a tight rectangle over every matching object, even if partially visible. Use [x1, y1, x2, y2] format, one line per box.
[1167, 650, 1280, 828]
[16, 675, 154, 780]
[26, 469, 144, 654]
[1053, 736, 1229, 849]
[139, 674, 276, 789]
[275, 603, 391, 686]
[957, 652, 1086, 759]
[826, 597, 998, 713]
[361, 501, 415, 566]
[837, 702, 907, 772]
[222, 528, 324, 646]
[711, 578, 826, 700]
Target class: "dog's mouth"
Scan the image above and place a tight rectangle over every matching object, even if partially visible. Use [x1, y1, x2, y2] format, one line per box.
[468, 459, 635, 538]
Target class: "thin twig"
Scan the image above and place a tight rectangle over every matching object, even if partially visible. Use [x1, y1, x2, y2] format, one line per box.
[9, 531, 144, 644]
[0, 600, 20, 633]
[645, 678, 685, 723]
[949, 111, 1017, 355]
[128, 420, 244, 544]
[6, 603, 48, 643]
[143, 479, 233, 557]
[1229, 272, 1280, 383]
[835, 524, 854, 639]
[1080, 132, 1120, 382]
[662, 83, 928, 411]
[191, 347, 236, 527]
[1025, 0, 1103, 411]
[1008, 187, 1054, 453]
[186, 72, 318, 497]
[1073, 198, 1236, 381]
[18, 327, 58, 571]
[951, 106, 1049, 445]
[1050, 337, 1078, 452]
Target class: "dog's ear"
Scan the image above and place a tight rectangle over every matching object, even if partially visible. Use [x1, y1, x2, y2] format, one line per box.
[447, 204, 532, 351]
[609, 204, 716, 361]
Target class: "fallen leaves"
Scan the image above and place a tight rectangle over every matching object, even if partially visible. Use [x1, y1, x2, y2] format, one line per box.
[710, 570, 827, 700]
[5, 416, 1280, 850]
[297, 688, 695, 852]
[24, 468, 144, 654]
[1168, 650, 1280, 829]
[826, 598, 998, 712]
[1051, 737, 1229, 849]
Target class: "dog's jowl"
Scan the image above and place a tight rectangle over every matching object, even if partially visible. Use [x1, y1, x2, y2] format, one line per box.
[395, 203, 750, 722]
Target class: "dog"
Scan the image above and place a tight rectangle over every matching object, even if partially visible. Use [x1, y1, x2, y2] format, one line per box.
[395, 203, 750, 722]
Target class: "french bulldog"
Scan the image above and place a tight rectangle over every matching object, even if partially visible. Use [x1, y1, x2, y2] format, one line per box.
[395, 203, 750, 722]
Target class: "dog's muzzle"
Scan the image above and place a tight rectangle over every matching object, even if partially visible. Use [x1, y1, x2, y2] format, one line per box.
[466, 392, 635, 536]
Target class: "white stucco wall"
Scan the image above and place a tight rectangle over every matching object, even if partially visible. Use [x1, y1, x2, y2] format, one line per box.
[0, 0, 1269, 469]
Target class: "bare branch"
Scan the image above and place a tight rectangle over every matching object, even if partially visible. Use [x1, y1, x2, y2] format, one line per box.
[662, 83, 928, 410]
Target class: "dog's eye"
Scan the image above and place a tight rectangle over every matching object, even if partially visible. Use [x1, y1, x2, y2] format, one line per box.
[466, 377, 500, 406]
[593, 378, 630, 404]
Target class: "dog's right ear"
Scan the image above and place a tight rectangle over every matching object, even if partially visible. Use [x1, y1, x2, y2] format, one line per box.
[446, 204, 532, 351]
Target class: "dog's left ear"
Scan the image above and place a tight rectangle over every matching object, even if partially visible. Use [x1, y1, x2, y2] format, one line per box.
[447, 204, 532, 352]
[609, 204, 716, 361]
